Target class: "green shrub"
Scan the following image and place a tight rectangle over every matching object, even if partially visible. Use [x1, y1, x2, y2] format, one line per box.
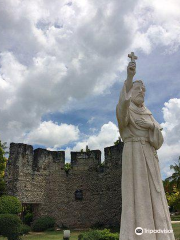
[78, 229, 119, 240]
[78, 234, 83, 240]
[32, 216, 55, 232]
[45, 227, 55, 231]
[0, 195, 22, 214]
[24, 212, 33, 225]
[19, 224, 31, 235]
[0, 214, 22, 240]
[171, 215, 180, 221]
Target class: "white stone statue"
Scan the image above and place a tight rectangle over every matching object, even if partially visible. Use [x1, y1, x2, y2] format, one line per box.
[116, 52, 175, 240]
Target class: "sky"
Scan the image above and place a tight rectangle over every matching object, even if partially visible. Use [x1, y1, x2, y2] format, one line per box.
[0, 0, 180, 179]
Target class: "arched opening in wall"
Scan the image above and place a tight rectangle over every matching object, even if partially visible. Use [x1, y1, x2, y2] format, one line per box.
[21, 203, 40, 226]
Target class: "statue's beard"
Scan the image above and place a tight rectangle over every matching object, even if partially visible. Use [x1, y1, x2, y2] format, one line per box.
[132, 94, 144, 106]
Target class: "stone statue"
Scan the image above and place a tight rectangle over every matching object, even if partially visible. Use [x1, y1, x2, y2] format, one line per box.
[116, 52, 175, 240]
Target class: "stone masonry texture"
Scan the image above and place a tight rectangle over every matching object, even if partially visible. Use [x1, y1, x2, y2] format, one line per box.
[5, 142, 123, 229]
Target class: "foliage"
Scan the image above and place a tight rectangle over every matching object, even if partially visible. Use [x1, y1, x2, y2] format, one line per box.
[0, 179, 6, 197]
[45, 227, 55, 231]
[171, 215, 180, 221]
[114, 138, 121, 146]
[166, 157, 180, 190]
[164, 156, 180, 212]
[163, 178, 174, 194]
[166, 186, 180, 212]
[24, 212, 33, 226]
[0, 214, 22, 240]
[19, 224, 31, 235]
[32, 216, 55, 232]
[78, 229, 119, 240]
[0, 195, 22, 214]
[64, 163, 72, 173]
[0, 140, 8, 196]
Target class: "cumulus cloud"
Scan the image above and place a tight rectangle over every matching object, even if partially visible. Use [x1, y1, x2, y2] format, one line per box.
[131, 0, 180, 53]
[25, 121, 80, 148]
[0, 0, 139, 143]
[161, 98, 180, 144]
[0, 0, 180, 160]
[158, 98, 180, 178]
[65, 121, 119, 161]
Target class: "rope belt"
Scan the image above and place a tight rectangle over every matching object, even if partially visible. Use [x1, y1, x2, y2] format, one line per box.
[124, 137, 149, 145]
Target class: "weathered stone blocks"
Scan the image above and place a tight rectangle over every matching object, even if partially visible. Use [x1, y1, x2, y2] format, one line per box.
[5, 142, 123, 228]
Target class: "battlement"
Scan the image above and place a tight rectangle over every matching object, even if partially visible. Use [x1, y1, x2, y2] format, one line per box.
[71, 150, 101, 170]
[104, 142, 124, 167]
[33, 148, 65, 172]
[7, 142, 123, 172]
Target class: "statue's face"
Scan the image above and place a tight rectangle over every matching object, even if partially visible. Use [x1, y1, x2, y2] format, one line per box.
[131, 82, 145, 106]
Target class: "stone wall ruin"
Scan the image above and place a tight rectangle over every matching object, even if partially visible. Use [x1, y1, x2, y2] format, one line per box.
[5, 142, 123, 229]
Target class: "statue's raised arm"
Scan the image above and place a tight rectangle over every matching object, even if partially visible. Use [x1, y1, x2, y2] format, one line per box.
[116, 52, 138, 132]
[126, 61, 136, 92]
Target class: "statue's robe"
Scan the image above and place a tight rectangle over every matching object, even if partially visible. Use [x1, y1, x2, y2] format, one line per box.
[116, 80, 175, 240]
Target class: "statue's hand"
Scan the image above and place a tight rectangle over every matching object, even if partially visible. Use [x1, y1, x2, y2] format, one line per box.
[135, 118, 154, 130]
[127, 61, 136, 78]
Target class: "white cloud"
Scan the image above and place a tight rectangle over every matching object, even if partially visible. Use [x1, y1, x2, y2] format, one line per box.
[25, 121, 80, 148]
[131, 0, 180, 53]
[0, 0, 139, 144]
[158, 98, 180, 178]
[161, 99, 180, 144]
[87, 117, 95, 124]
[65, 121, 119, 161]
[0, 0, 180, 154]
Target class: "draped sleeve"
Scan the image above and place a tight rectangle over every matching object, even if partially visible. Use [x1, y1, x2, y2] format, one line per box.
[116, 80, 133, 130]
[149, 115, 164, 150]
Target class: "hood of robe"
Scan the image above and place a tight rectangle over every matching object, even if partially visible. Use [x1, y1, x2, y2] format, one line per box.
[129, 101, 152, 115]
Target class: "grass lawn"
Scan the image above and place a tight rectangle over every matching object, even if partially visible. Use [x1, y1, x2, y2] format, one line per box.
[0, 231, 82, 240]
[172, 223, 180, 239]
[0, 224, 180, 240]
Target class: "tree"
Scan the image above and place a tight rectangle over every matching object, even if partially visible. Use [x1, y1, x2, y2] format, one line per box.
[166, 186, 180, 212]
[163, 178, 174, 194]
[166, 156, 180, 190]
[0, 140, 8, 196]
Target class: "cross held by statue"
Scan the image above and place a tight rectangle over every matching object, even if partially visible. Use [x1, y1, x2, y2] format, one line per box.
[128, 52, 138, 63]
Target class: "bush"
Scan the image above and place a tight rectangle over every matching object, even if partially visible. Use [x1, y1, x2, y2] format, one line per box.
[32, 216, 55, 232]
[19, 224, 31, 235]
[0, 214, 22, 240]
[0, 195, 22, 214]
[171, 215, 180, 221]
[45, 227, 55, 232]
[24, 212, 33, 225]
[78, 229, 119, 240]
